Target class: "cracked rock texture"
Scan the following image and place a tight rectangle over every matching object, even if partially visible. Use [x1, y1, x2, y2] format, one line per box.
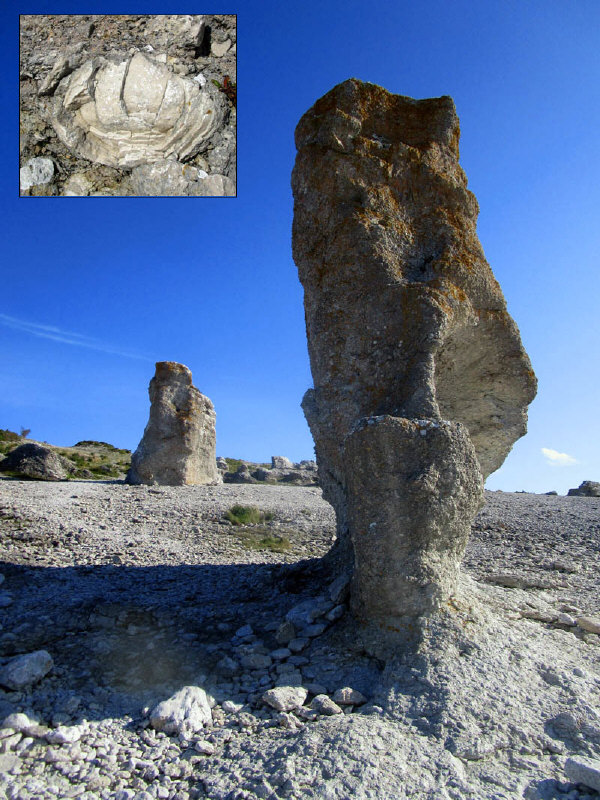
[19, 15, 236, 196]
[292, 79, 537, 623]
[127, 362, 219, 487]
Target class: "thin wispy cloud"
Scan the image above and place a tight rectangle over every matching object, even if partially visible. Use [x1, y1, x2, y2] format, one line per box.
[0, 313, 151, 361]
[541, 447, 578, 467]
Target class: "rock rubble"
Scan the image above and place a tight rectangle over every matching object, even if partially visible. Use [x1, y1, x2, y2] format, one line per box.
[0, 479, 598, 798]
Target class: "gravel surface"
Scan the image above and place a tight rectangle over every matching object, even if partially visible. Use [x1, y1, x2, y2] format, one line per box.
[0, 479, 598, 799]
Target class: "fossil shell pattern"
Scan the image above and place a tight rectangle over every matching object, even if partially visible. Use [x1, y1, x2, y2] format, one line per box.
[52, 52, 225, 168]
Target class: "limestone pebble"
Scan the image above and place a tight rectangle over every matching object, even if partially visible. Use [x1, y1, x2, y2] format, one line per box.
[52, 51, 225, 168]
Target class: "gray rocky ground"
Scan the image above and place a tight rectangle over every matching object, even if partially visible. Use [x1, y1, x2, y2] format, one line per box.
[19, 15, 236, 197]
[0, 479, 598, 799]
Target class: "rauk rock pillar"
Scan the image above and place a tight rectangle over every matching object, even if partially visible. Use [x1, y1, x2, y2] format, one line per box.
[291, 79, 536, 626]
[127, 361, 219, 486]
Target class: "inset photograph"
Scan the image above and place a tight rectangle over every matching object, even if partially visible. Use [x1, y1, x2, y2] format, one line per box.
[19, 14, 236, 196]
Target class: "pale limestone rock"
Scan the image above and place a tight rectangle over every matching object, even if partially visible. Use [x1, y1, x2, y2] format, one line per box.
[292, 79, 536, 624]
[262, 686, 308, 712]
[127, 361, 219, 486]
[565, 756, 600, 792]
[149, 686, 212, 737]
[577, 616, 600, 635]
[19, 157, 54, 191]
[332, 687, 367, 706]
[52, 51, 225, 168]
[62, 172, 92, 196]
[0, 651, 53, 690]
[0, 444, 70, 481]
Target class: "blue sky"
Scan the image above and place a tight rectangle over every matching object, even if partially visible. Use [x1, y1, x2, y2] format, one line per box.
[4, 0, 599, 494]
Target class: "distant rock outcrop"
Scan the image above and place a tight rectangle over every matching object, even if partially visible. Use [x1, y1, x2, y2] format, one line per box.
[127, 362, 219, 486]
[568, 481, 600, 497]
[0, 443, 72, 481]
[292, 79, 537, 627]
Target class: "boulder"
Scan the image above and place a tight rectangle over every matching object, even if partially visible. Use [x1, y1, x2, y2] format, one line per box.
[149, 686, 212, 737]
[0, 443, 71, 481]
[291, 79, 536, 624]
[0, 650, 54, 690]
[127, 361, 219, 486]
[567, 481, 600, 497]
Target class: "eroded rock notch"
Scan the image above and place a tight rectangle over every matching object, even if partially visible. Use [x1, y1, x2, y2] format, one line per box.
[127, 361, 219, 486]
[292, 79, 537, 627]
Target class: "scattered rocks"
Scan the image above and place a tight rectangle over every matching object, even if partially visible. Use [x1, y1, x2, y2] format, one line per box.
[127, 361, 220, 486]
[149, 686, 212, 737]
[0, 650, 54, 690]
[0, 443, 72, 481]
[292, 79, 536, 626]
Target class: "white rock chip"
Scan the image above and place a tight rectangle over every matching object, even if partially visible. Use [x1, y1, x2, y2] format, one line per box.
[149, 686, 212, 737]
[565, 755, 600, 791]
[20, 158, 54, 191]
[0, 650, 53, 690]
[62, 173, 92, 196]
[53, 52, 225, 168]
[211, 39, 232, 57]
[262, 686, 308, 712]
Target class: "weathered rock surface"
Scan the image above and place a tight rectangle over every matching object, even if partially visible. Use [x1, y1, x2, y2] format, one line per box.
[292, 79, 537, 624]
[19, 157, 54, 191]
[149, 686, 212, 737]
[51, 51, 225, 169]
[127, 361, 219, 486]
[568, 480, 600, 497]
[19, 15, 236, 196]
[0, 443, 72, 481]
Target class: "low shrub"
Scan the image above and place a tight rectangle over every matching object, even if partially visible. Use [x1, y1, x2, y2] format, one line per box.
[225, 505, 274, 526]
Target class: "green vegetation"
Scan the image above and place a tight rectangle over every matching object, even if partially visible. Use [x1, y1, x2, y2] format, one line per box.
[224, 504, 274, 526]
[237, 527, 291, 553]
[0, 429, 21, 443]
[74, 441, 131, 454]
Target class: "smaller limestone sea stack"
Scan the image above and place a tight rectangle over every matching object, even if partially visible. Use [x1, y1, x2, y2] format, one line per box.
[127, 362, 219, 486]
[292, 79, 537, 631]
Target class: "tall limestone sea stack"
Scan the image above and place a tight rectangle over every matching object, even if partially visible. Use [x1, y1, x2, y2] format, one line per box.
[292, 79, 537, 629]
[127, 361, 219, 486]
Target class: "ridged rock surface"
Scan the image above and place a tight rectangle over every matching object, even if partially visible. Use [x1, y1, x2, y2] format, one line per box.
[52, 51, 225, 168]
[292, 79, 537, 625]
[127, 362, 219, 486]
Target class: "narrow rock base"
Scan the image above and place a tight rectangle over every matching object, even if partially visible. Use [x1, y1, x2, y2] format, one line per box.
[344, 416, 483, 626]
